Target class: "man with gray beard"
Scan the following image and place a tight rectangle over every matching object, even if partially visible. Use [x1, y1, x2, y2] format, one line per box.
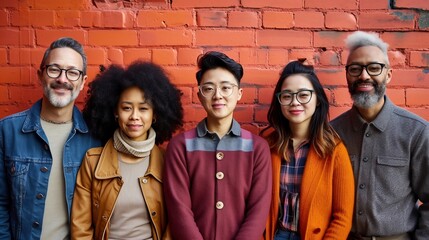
[0, 37, 100, 240]
[331, 31, 429, 240]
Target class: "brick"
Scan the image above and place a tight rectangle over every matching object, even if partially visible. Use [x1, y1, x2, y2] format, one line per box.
[0, 67, 32, 85]
[86, 65, 103, 83]
[137, 10, 194, 28]
[332, 87, 352, 106]
[196, 30, 253, 47]
[390, 69, 429, 88]
[359, 12, 415, 30]
[289, 49, 316, 65]
[325, 12, 357, 30]
[140, 29, 193, 46]
[268, 49, 288, 66]
[242, 68, 278, 86]
[0, 10, 8, 26]
[318, 50, 341, 66]
[9, 86, 41, 103]
[32, 0, 90, 10]
[330, 106, 350, 119]
[410, 51, 429, 67]
[395, 0, 429, 11]
[85, 48, 107, 66]
[177, 48, 203, 65]
[360, 0, 390, 9]
[259, 88, 276, 104]
[407, 88, 429, 106]
[241, 0, 302, 8]
[31, 48, 45, 67]
[172, 0, 239, 8]
[239, 48, 268, 66]
[165, 66, 197, 85]
[54, 10, 80, 27]
[29, 10, 55, 27]
[0, 0, 19, 8]
[183, 105, 206, 123]
[178, 86, 192, 105]
[254, 105, 268, 122]
[108, 48, 123, 65]
[234, 106, 254, 123]
[305, 0, 357, 10]
[81, 11, 102, 27]
[124, 48, 151, 65]
[0, 86, 9, 102]
[102, 11, 134, 28]
[89, 30, 138, 46]
[228, 11, 259, 28]
[10, 48, 32, 65]
[387, 51, 406, 67]
[10, 9, 30, 27]
[382, 32, 429, 49]
[263, 11, 293, 29]
[315, 68, 345, 86]
[386, 88, 405, 106]
[0, 48, 7, 65]
[314, 31, 349, 48]
[36, 29, 85, 47]
[240, 87, 257, 104]
[405, 108, 429, 121]
[152, 48, 177, 66]
[418, 11, 429, 29]
[294, 11, 324, 29]
[197, 10, 227, 27]
[0, 29, 19, 46]
[257, 30, 311, 47]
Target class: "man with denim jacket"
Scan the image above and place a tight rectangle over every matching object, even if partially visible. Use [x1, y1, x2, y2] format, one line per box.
[0, 37, 100, 240]
[331, 31, 429, 240]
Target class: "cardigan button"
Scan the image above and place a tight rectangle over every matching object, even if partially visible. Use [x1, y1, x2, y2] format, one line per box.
[313, 228, 321, 234]
[216, 172, 224, 180]
[215, 201, 224, 209]
[216, 152, 224, 160]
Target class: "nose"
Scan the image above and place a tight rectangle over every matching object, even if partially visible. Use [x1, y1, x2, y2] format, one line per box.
[213, 87, 223, 99]
[358, 67, 371, 80]
[289, 93, 300, 106]
[129, 109, 139, 120]
[56, 69, 69, 82]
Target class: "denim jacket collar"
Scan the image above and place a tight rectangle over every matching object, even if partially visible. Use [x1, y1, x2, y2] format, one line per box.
[21, 99, 89, 134]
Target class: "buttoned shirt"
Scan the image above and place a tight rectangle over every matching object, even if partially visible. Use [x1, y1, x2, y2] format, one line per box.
[164, 119, 272, 240]
[331, 96, 429, 239]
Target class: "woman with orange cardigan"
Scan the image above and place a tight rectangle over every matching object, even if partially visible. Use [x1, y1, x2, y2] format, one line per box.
[262, 61, 355, 240]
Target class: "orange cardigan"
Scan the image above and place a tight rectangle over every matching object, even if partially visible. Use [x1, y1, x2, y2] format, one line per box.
[264, 142, 355, 240]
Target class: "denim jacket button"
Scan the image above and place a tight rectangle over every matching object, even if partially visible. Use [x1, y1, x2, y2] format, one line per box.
[36, 193, 44, 199]
[32, 221, 40, 228]
[40, 167, 49, 173]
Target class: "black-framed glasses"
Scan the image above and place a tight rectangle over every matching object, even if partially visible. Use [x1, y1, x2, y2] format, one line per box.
[198, 83, 238, 98]
[345, 63, 386, 77]
[276, 89, 314, 106]
[43, 64, 83, 81]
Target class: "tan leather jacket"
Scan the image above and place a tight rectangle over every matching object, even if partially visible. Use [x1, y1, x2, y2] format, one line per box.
[71, 139, 171, 240]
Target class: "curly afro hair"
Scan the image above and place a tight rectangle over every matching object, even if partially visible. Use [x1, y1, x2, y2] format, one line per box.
[83, 61, 184, 145]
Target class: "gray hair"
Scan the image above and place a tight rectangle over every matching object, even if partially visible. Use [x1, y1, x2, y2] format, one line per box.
[345, 31, 390, 65]
[39, 37, 87, 75]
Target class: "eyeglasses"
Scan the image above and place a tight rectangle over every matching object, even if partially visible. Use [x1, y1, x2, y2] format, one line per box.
[276, 89, 314, 106]
[345, 63, 386, 77]
[43, 64, 83, 81]
[198, 83, 238, 98]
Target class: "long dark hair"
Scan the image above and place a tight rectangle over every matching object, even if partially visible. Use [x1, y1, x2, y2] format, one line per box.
[83, 61, 184, 145]
[261, 61, 339, 161]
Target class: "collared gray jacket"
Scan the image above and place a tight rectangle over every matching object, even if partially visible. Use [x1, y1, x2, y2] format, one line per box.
[331, 96, 429, 239]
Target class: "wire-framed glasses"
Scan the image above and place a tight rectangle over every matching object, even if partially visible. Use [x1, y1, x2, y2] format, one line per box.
[345, 63, 386, 77]
[43, 64, 83, 81]
[276, 89, 314, 106]
[199, 83, 238, 98]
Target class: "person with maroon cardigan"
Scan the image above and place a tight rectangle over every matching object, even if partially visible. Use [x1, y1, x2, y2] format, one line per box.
[163, 51, 272, 240]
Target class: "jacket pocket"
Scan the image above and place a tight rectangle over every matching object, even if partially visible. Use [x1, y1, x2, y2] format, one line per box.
[375, 156, 409, 203]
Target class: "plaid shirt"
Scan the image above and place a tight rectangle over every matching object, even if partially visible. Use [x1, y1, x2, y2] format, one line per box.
[278, 140, 310, 232]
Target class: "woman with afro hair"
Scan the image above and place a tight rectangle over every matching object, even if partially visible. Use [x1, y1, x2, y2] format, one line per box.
[71, 61, 183, 240]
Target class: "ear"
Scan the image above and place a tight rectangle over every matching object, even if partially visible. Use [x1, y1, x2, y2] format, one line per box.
[79, 75, 88, 91]
[237, 87, 243, 101]
[385, 67, 392, 85]
[197, 91, 204, 104]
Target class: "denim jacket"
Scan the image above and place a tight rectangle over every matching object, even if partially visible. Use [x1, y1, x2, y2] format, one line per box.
[0, 100, 101, 240]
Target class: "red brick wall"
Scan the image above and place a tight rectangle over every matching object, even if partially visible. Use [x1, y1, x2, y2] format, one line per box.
[1, 0, 429, 132]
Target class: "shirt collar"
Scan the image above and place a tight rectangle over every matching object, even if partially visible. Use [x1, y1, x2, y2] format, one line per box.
[196, 118, 241, 138]
[351, 95, 393, 132]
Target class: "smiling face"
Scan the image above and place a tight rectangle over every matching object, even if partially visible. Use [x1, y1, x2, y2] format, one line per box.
[116, 86, 154, 141]
[198, 67, 242, 123]
[39, 47, 87, 109]
[279, 74, 317, 131]
[346, 45, 392, 109]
